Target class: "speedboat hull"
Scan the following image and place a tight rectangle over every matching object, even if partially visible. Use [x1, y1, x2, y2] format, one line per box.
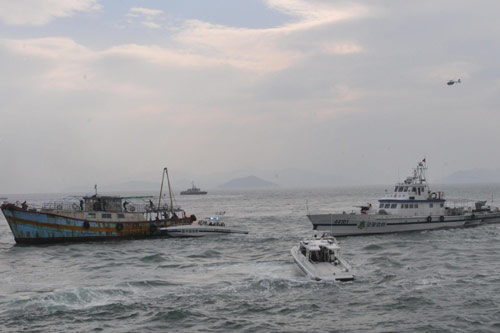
[161, 224, 248, 237]
[291, 245, 354, 281]
[307, 212, 500, 236]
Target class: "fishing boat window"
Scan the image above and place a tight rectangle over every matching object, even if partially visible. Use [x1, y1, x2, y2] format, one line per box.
[102, 213, 112, 218]
[391, 204, 397, 209]
[87, 213, 96, 218]
[117, 213, 125, 218]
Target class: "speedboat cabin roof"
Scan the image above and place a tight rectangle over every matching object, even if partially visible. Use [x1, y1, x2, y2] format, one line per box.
[301, 241, 320, 251]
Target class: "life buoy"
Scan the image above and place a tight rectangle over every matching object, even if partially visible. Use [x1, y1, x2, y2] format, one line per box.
[129, 205, 135, 212]
[427, 216, 432, 222]
[439, 216, 444, 222]
[116, 223, 124, 231]
[431, 192, 437, 199]
[72, 203, 79, 210]
[83, 221, 90, 229]
[150, 224, 157, 233]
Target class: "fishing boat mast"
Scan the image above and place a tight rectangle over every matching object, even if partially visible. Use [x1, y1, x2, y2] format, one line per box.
[158, 168, 175, 217]
[166, 168, 174, 213]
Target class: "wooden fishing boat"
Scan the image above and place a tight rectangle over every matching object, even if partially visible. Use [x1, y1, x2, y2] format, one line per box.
[1, 168, 195, 244]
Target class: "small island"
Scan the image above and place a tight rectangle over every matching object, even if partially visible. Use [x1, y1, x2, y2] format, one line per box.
[218, 175, 278, 189]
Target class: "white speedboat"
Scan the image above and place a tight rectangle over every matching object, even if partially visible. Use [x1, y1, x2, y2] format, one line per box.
[291, 235, 354, 281]
[307, 160, 500, 236]
[160, 219, 248, 237]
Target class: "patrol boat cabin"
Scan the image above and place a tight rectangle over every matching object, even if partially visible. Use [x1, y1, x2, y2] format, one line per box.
[377, 161, 446, 217]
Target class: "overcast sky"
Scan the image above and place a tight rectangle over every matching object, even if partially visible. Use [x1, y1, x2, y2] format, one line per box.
[1, 0, 500, 193]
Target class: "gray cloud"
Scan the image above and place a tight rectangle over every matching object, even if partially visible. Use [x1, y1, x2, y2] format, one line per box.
[1, 1, 500, 193]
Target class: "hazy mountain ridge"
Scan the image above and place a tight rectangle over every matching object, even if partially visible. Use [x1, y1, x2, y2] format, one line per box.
[59, 167, 500, 193]
[218, 175, 278, 189]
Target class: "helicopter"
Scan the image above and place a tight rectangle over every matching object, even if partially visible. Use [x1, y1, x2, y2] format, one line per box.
[447, 79, 461, 85]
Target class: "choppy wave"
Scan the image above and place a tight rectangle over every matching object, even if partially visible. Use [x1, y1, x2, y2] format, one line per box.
[2, 186, 500, 332]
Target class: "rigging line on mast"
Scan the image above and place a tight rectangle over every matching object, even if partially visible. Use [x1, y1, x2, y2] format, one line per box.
[165, 168, 174, 213]
[158, 168, 166, 218]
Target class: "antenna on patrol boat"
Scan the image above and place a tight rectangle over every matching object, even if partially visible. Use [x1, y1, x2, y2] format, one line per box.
[94, 184, 98, 195]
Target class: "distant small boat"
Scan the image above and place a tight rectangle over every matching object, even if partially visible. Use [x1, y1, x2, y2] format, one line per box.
[180, 182, 207, 195]
[0, 197, 7, 201]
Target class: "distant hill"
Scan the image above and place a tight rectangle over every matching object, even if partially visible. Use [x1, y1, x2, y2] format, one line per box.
[219, 175, 278, 189]
[440, 168, 500, 184]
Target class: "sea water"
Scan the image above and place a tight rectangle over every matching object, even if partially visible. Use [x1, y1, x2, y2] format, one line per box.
[1, 185, 500, 332]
